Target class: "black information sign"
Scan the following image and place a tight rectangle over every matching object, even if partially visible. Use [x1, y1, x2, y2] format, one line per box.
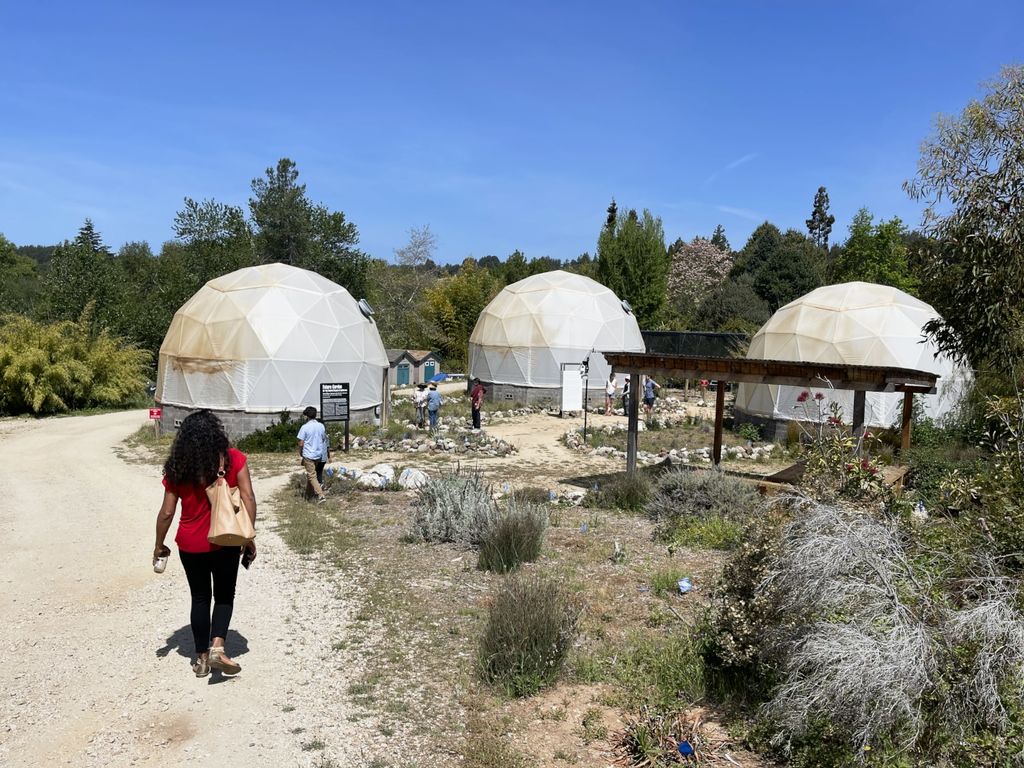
[320, 382, 350, 422]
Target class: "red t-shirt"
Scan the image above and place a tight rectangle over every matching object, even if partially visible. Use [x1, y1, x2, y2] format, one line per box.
[162, 447, 247, 553]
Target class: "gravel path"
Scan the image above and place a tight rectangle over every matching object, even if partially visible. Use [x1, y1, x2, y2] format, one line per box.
[0, 411, 370, 767]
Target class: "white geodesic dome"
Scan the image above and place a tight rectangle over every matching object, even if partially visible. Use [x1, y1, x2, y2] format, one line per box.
[156, 263, 388, 413]
[468, 270, 646, 388]
[735, 282, 971, 428]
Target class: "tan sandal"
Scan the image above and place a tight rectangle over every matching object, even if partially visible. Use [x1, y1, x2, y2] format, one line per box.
[208, 647, 241, 675]
[192, 656, 210, 678]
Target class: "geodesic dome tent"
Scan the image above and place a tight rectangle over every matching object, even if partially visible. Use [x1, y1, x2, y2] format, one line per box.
[468, 270, 646, 393]
[156, 263, 388, 429]
[735, 282, 971, 429]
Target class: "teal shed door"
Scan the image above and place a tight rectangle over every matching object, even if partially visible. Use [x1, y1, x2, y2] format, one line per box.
[397, 364, 410, 386]
[423, 360, 436, 380]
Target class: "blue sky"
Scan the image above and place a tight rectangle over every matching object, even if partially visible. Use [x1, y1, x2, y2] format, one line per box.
[2, 1, 1021, 263]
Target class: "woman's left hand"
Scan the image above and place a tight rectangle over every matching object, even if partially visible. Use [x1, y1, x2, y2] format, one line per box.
[243, 541, 257, 561]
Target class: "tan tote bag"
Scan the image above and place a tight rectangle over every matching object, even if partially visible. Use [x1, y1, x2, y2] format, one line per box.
[206, 457, 256, 546]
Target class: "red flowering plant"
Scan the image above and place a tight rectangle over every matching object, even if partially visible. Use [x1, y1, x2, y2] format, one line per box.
[792, 384, 887, 501]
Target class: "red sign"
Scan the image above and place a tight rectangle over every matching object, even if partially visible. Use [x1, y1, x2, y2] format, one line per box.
[149, 408, 162, 420]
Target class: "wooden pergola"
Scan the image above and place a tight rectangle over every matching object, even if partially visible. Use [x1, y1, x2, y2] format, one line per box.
[602, 353, 940, 475]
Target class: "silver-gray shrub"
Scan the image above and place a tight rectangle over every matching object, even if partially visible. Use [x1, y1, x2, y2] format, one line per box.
[645, 469, 760, 538]
[944, 575, 1024, 735]
[761, 503, 935, 751]
[759, 501, 1024, 756]
[411, 468, 499, 545]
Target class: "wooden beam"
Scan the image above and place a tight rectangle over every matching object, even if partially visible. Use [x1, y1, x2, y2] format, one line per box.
[602, 352, 939, 393]
[900, 391, 914, 453]
[626, 372, 640, 476]
[712, 383, 726, 466]
[852, 389, 866, 454]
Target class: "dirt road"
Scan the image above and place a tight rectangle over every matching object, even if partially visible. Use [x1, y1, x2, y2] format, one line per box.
[0, 411, 366, 767]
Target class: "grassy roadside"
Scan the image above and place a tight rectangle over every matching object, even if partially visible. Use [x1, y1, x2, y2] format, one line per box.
[269, 470, 757, 767]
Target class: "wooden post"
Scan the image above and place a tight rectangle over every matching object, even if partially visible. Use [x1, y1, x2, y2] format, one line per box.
[852, 389, 866, 454]
[712, 382, 726, 466]
[626, 372, 640, 476]
[900, 391, 914, 453]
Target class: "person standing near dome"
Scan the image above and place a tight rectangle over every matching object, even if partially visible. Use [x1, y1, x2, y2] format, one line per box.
[605, 373, 618, 415]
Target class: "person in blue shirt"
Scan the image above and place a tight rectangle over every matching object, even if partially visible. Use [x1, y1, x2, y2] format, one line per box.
[642, 375, 661, 417]
[296, 406, 330, 503]
[426, 383, 443, 430]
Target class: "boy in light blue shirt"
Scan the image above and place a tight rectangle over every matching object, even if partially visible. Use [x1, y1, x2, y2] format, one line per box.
[297, 406, 330, 502]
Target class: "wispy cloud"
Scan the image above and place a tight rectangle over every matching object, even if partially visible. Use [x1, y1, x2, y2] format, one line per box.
[704, 152, 759, 185]
[716, 205, 766, 222]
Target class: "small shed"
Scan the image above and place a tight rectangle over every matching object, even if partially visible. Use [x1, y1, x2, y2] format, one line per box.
[386, 349, 442, 388]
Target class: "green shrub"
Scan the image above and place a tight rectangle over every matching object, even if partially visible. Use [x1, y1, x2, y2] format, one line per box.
[579, 631, 705, 713]
[649, 568, 691, 598]
[478, 499, 548, 573]
[645, 469, 760, 543]
[384, 419, 411, 441]
[904, 443, 983, 511]
[735, 421, 761, 442]
[700, 510, 785, 704]
[510, 486, 553, 505]
[585, 473, 652, 512]
[479, 574, 580, 697]
[236, 412, 299, 452]
[412, 468, 497, 545]
[672, 515, 745, 550]
[0, 310, 149, 415]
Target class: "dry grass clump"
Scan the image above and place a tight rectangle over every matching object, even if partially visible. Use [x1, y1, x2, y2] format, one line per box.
[586, 473, 653, 512]
[411, 467, 498, 545]
[478, 497, 548, 573]
[478, 573, 581, 697]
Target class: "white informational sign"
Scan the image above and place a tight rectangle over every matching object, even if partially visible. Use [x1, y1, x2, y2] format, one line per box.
[561, 366, 583, 412]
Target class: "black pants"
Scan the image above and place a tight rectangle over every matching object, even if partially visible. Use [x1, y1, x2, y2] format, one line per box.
[179, 547, 241, 655]
[472, 407, 481, 429]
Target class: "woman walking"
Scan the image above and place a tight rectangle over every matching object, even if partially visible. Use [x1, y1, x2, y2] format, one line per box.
[154, 410, 257, 678]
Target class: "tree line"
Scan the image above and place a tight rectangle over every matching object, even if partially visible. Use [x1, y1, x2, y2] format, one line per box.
[1, 65, 1021, 413]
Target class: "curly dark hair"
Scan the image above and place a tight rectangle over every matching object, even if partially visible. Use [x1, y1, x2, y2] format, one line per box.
[163, 410, 231, 487]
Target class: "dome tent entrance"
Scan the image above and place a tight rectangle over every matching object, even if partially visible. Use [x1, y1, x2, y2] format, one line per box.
[468, 270, 645, 403]
[734, 282, 971, 437]
[156, 263, 388, 436]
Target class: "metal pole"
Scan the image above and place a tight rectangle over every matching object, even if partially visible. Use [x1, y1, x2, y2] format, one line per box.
[582, 373, 589, 442]
[626, 372, 640, 475]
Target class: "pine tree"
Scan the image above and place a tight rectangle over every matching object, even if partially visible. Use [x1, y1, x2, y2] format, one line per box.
[43, 220, 114, 323]
[710, 224, 730, 252]
[806, 186, 836, 250]
[596, 205, 669, 327]
[605, 199, 618, 231]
